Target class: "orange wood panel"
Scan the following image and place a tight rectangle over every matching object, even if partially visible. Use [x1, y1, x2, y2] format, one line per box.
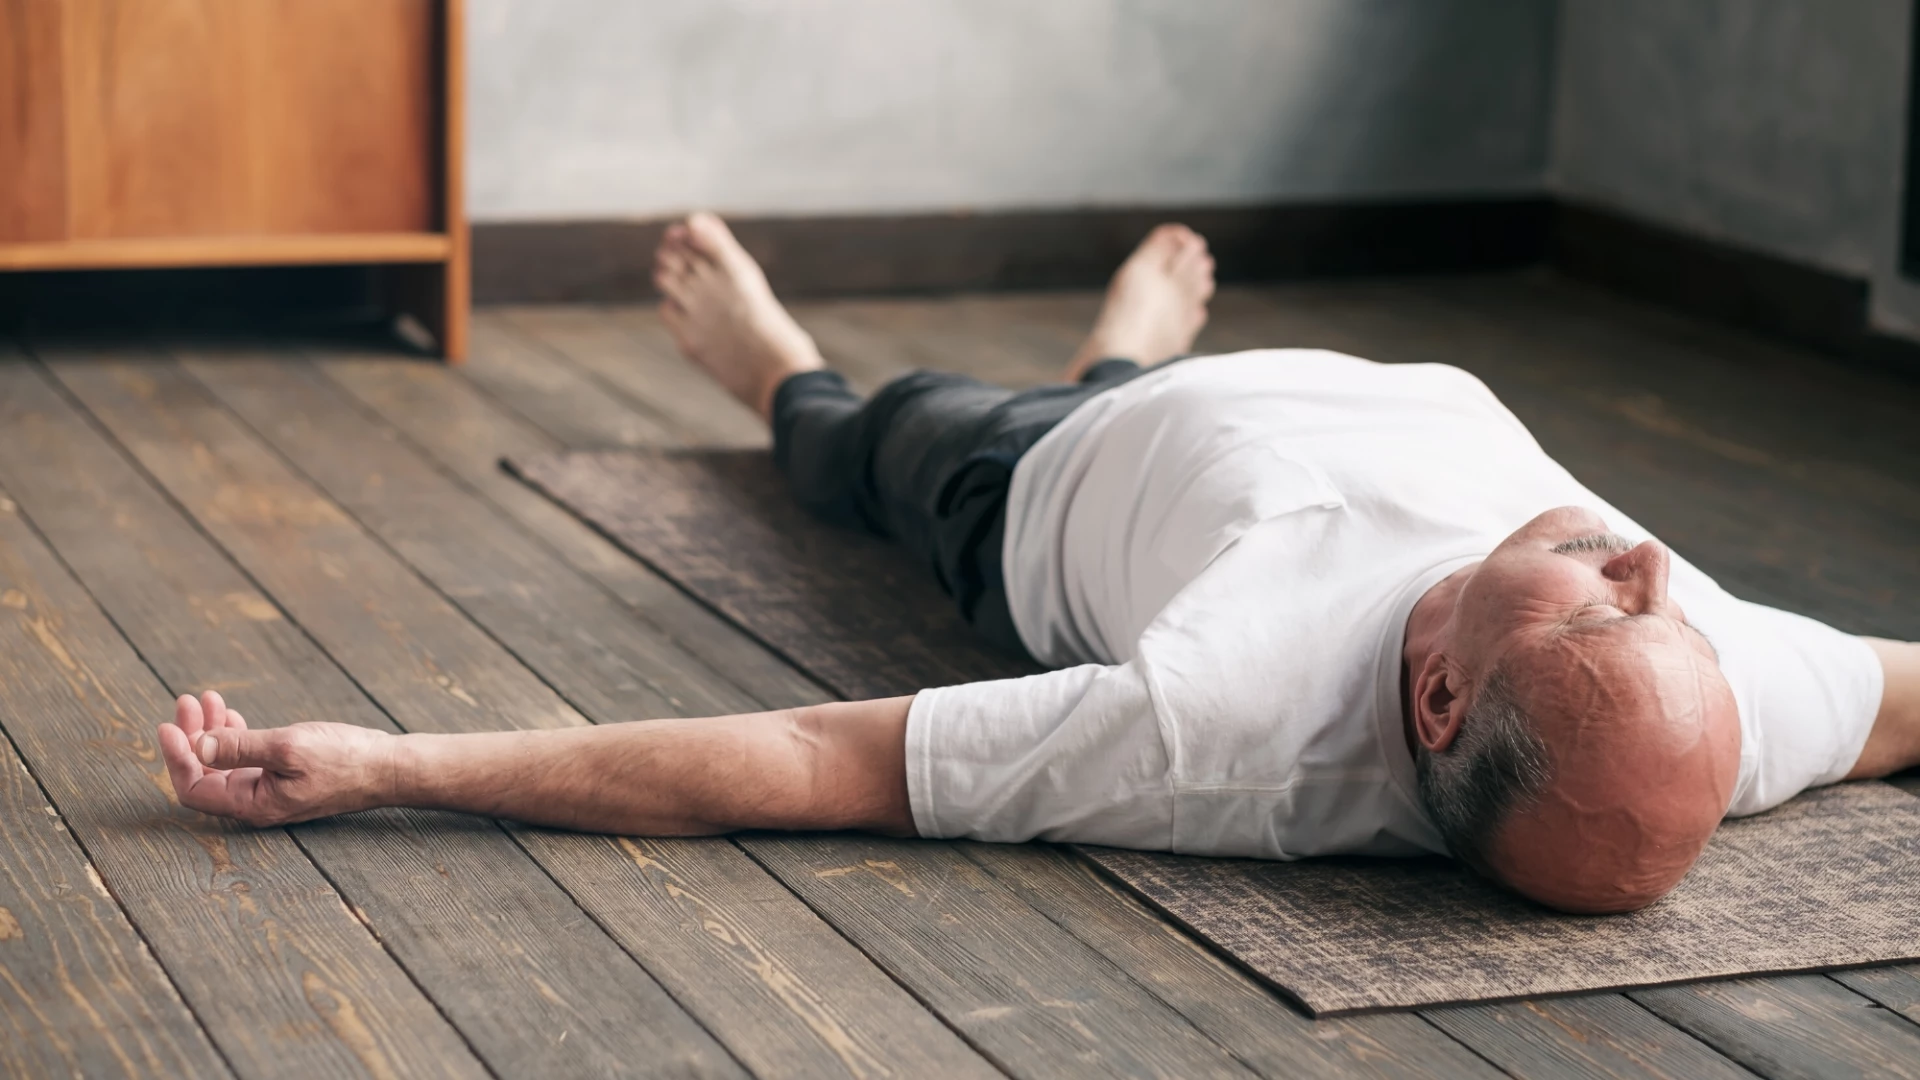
[439, 0, 468, 360]
[0, 0, 71, 242]
[0, 232, 449, 269]
[61, 0, 436, 240]
[389, 0, 465, 361]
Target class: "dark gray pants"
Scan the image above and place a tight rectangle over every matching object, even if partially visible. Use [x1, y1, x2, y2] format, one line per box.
[770, 359, 1148, 658]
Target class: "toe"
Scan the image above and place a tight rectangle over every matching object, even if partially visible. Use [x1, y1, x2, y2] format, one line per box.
[656, 223, 691, 264]
[655, 245, 692, 280]
[1173, 229, 1208, 264]
[686, 212, 746, 263]
[1126, 224, 1188, 269]
[658, 295, 692, 342]
[1174, 241, 1213, 281]
[653, 249, 695, 300]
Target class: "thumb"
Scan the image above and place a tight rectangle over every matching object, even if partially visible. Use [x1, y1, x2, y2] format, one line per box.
[197, 728, 290, 771]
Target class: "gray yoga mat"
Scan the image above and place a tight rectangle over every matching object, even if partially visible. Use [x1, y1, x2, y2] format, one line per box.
[510, 447, 1920, 1016]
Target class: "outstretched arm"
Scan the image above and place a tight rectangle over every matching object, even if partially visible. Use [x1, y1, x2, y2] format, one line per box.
[157, 691, 915, 836]
[1846, 638, 1920, 780]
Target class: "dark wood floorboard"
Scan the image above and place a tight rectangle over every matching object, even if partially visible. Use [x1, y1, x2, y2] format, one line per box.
[0, 390, 485, 1080]
[1418, 997, 1759, 1080]
[1, 352, 744, 1079]
[464, 318, 681, 449]
[961, 843, 1502, 1080]
[502, 305, 768, 447]
[1633, 975, 1920, 1080]
[314, 352, 828, 711]
[0, 692, 232, 1080]
[49, 344, 995, 1080]
[745, 834, 1256, 1079]
[1831, 964, 1920, 1026]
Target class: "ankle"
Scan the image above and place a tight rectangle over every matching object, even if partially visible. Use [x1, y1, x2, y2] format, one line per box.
[755, 348, 825, 420]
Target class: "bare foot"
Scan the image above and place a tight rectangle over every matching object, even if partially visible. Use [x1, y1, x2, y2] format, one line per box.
[1064, 224, 1215, 381]
[653, 213, 825, 420]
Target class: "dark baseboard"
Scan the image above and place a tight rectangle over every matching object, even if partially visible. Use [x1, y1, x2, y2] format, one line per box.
[472, 198, 1553, 305]
[472, 197, 1917, 378]
[1551, 201, 1919, 377]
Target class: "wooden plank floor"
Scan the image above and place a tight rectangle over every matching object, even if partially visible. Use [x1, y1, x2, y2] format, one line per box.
[3, 270, 1917, 1079]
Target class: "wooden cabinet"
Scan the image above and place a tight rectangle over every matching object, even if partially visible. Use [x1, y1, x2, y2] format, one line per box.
[0, 0, 466, 359]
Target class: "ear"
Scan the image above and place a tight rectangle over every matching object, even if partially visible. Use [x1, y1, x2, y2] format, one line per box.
[1412, 652, 1468, 753]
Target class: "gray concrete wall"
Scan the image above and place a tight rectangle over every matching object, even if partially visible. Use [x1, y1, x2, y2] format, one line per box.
[469, 0, 1557, 222]
[1549, 1, 1919, 335]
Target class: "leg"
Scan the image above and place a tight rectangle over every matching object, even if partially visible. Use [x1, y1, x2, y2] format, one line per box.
[772, 361, 1155, 654]
[650, 214, 1217, 651]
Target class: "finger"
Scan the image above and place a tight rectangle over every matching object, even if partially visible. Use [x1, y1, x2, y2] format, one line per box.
[176, 767, 246, 819]
[201, 690, 226, 731]
[157, 723, 205, 802]
[224, 767, 269, 816]
[226, 710, 248, 732]
[197, 727, 291, 772]
[175, 694, 205, 739]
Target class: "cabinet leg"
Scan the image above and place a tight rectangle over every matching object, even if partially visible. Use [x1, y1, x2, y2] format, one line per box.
[385, 257, 467, 363]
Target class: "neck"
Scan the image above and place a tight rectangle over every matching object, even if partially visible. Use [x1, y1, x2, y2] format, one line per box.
[1400, 563, 1476, 755]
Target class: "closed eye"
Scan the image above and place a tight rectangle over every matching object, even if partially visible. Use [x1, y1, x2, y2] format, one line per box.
[1564, 602, 1719, 661]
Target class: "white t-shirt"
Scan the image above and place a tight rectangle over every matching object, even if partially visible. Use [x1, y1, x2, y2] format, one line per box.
[904, 350, 1885, 859]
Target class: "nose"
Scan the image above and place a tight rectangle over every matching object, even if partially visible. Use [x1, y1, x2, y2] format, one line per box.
[1603, 539, 1672, 615]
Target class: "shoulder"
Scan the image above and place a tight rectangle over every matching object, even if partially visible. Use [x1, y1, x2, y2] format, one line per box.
[1677, 584, 1886, 815]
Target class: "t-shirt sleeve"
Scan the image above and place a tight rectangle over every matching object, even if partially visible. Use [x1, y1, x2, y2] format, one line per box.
[1699, 592, 1887, 817]
[905, 661, 1174, 848]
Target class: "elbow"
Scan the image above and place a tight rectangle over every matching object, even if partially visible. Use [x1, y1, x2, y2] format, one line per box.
[785, 701, 916, 836]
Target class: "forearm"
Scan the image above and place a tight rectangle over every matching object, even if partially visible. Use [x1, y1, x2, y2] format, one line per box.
[1846, 639, 1920, 779]
[391, 697, 916, 836]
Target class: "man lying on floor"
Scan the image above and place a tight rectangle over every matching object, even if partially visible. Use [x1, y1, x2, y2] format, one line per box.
[159, 215, 1920, 914]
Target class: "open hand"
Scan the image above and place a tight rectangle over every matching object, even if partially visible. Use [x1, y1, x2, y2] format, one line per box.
[157, 691, 399, 827]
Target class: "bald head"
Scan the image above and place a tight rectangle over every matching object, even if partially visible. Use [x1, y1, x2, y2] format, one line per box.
[1406, 507, 1742, 913]
[1483, 623, 1740, 912]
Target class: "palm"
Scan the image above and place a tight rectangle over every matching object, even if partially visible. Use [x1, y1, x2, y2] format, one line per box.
[157, 691, 386, 826]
